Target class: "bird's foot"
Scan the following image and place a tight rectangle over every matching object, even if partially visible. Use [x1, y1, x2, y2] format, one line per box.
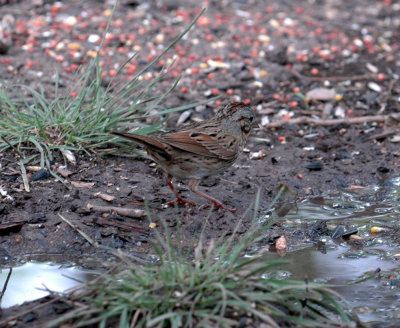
[167, 197, 197, 207]
[203, 201, 236, 213]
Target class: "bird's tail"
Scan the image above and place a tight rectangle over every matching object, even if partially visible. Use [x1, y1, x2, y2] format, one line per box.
[110, 131, 166, 150]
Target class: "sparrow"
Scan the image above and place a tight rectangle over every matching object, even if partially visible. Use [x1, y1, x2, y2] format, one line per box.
[111, 102, 255, 212]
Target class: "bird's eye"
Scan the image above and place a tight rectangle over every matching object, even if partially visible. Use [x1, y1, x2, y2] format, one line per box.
[241, 121, 251, 133]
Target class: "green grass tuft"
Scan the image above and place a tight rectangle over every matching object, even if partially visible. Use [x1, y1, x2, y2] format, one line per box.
[0, 8, 209, 171]
[49, 190, 360, 328]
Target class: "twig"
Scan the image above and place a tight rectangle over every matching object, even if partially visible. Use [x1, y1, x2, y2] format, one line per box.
[86, 203, 146, 218]
[59, 214, 98, 247]
[369, 129, 400, 140]
[0, 267, 12, 304]
[130, 309, 142, 328]
[290, 69, 377, 82]
[1, 136, 24, 157]
[265, 113, 400, 129]
[92, 216, 148, 233]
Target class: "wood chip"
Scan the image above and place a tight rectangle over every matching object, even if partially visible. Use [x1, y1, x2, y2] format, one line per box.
[70, 181, 95, 188]
[94, 192, 115, 202]
[306, 88, 336, 101]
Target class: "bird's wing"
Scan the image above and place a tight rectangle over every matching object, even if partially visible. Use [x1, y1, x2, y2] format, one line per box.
[161, 129, 238, 160]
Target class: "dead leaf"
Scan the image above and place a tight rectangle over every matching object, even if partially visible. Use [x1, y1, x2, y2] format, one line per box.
[389, 135, 400, 143]
[71, 181, 95, 188]
[249, 149, 268, 160]
[61, 149, 76, 164]
[57, 166, 73, 177]
[0, 221, 24, 235]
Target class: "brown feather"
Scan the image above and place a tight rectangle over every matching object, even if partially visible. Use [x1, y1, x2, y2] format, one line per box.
[160, 130, 237, 160]
[110, 131, 167, 151]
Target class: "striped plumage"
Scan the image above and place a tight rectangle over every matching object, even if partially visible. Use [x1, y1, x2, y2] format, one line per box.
[111, 103, 255, 212]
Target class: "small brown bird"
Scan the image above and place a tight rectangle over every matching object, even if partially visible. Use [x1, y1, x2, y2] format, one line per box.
[111, 102, 255, 212]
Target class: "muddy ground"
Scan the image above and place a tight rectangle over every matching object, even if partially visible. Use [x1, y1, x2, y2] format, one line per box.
[0, 0, 399, 326]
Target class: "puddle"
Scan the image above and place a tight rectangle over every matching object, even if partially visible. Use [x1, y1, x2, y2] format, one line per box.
[260, 247, 400, 324]
[256, 177, 400, 325]
[0, 262, 95, 308]
[1, 179, 399, 324]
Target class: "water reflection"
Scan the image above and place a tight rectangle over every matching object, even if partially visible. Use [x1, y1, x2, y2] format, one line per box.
[257, 177, 400, 324]
[261, 247, 400, 324]
[0, 262, 94, 308]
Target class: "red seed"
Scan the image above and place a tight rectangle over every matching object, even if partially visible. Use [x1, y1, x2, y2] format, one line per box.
[348, 45, 358, 52]
[295, 6, 303, 14]
[197, 16, 210, 26]
[212, 88, 219, 95]
[278, 136, 286, 142]
[289, 101, 298, 108]
[226, 89, 234, 95]
[70, 92, 77, 97]
[266, 6, 274, 13]
[292, 87, 300, 93]
[297, 173, 303, 179]
[377, 73, 386, 81]
[310, 68, 319, 75]
[315, 28, 323, 36]
[181, 86, 188, 93]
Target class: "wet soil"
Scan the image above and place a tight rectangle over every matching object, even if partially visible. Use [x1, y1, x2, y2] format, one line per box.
[0, 0, 400, 326]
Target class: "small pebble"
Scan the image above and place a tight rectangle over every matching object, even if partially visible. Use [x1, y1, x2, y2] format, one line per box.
[368, 82, 381, 93]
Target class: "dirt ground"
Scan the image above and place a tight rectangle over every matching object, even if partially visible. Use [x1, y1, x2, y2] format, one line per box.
[0, 0, 399, 326]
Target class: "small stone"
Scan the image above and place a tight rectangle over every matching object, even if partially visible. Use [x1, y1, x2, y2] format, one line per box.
[88, 34, 100, 43]
[64, 16, 77, 26]
[366, 63, 378, 73]
[368, 82, 381, 93]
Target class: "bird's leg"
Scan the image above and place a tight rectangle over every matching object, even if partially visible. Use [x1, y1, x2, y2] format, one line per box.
[188, 179, 236, 212]
[165, 174, 196, 207]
